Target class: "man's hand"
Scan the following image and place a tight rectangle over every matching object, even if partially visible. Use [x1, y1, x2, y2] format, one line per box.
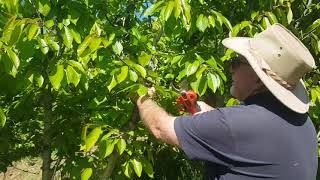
[194, 101, 215, 115]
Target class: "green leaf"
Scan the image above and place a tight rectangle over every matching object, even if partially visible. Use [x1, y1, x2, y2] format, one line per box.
[85, 127, 102, 151]
[208, 15, 215, 28]
[123, 162, 132, 178]
[7, 48, 19, 68]
[78, 35, 93, 57]
[143, 160, 154, 178]
[196, 14, 209, 32]
[222, 16, 232, 30]
[35, 73, 44, 87]
[287, 6, 293, 24]
[117, 66, 129, 83]
[164, 1, 174, 21]
[129, 70, 138, 82]
[0, 108, 6, 127]
[144, 1, 164, 16]
[190, 76, 201, 94]
[181, 0, 191, 31]
[81, 168, 92, 180]
[116, 139, 126, 155]
[174, 0, 182, 18]
[187, 61, 200, 76]
[68, 60, 85, 73]
[70, 28, 81, 44]
[226, 98, 240, 107]
[49, 64, 64, 90]
[198, 76, 208, 96]
[207, 73, 220, 93]
[89, 37, 102, 52]
[107, 75, 117, 92]
[177, 69, 186, 81]
[112, 41, 123, 55]
[28, 23, 39, 41]
[137, 85, 148, 96]
[63, 26, 73, 48]
[138, 54, 152, 66]
[8, 21, 24, 46]
[3, 16, 16, 44]
[45, 35, 60, 51]
[196, 66, 207, 79]
[38, 0, 51, 16]
[66, 65, 81, 87]
[306, 19, 320, 34]
[262, 17, 271, 29]
[131, 158, 143, 177]
[133, 64, 146, 78]
[266, 12, 278, 24]
[39, 38, 49, 54]
[99, 139, 115, 158]
[44, 19, 54, 28]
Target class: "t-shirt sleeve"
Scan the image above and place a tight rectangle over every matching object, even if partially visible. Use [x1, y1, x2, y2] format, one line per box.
[174, 108, 235, 166]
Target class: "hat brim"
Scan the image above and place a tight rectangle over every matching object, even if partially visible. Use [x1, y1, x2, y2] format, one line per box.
[222, 37, 310, 113]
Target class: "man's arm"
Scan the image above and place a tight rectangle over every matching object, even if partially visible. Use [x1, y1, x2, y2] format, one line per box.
[137, 96, 180, 147]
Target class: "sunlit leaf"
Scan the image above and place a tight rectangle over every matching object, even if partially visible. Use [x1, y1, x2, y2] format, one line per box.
[112, 41, 123, 55]
[187, 61, 200, 76]
[133, 64, 146, 78]
[287, 6, 293, 24]
[49, 64, 64, 90]
[138, 54, 152, 67]
[196, 14, 209, 32]
[38, 0, 51, 16]
[28, 23, 39, 40]
[129, 70, 138, 82]
[68, 60, 85, 73]
[81, 168, 92, 180]
[99, 139, 115, 158]
[164, 1, 174, 21]
[144, 1, 164, 16]
[85, 127, 102, 151]
[117, 66, 129, 83]
[107, 75, 117, 91]
[63, 26, 73, 48]
[130, 158, 143, 177]
[207, 73, 220, 93]
[116, 139, 126, 155]
[66, 65, 81, 87]
[7, 48, 19, 68]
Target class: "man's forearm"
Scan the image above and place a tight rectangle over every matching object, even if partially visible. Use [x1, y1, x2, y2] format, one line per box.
[137, 97, 169, 137]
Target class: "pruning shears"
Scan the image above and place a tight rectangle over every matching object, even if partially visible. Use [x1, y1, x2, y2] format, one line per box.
[171, 80, 201, 115]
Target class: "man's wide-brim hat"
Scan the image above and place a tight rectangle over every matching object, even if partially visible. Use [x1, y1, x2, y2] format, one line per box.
[222, 23, 316, 113]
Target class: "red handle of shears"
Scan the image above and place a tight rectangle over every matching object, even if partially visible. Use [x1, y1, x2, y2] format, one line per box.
[176, 90, 200, 114]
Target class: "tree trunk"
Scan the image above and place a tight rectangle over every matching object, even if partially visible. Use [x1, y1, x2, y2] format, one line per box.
[41, 85, 53, 180]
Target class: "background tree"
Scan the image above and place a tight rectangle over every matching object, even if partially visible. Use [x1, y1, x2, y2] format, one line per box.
[0, 0, 319, 179]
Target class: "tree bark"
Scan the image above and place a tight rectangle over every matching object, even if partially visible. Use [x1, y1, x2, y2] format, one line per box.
[41, 88, 53, 180]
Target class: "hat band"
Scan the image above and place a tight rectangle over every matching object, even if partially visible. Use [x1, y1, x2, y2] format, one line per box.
[248, 45, 296, 91]
[262, 68, 295, 90]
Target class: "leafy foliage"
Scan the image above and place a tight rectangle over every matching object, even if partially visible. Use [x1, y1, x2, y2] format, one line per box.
[0, 0, 319, 179]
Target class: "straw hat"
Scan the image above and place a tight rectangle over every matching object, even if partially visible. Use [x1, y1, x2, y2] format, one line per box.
[222, 23, 316, 113]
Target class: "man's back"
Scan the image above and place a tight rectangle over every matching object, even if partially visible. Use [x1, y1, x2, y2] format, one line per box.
[174, 92, 318, 179]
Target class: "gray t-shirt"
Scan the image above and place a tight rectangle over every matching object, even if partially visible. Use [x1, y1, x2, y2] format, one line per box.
[174, 92, 318, 180]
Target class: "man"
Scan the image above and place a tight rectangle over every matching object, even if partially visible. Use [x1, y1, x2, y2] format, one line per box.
[136, 24, 318, 179]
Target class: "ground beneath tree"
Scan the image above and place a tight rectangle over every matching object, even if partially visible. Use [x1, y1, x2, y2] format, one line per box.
[0, 157, 43, 180]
